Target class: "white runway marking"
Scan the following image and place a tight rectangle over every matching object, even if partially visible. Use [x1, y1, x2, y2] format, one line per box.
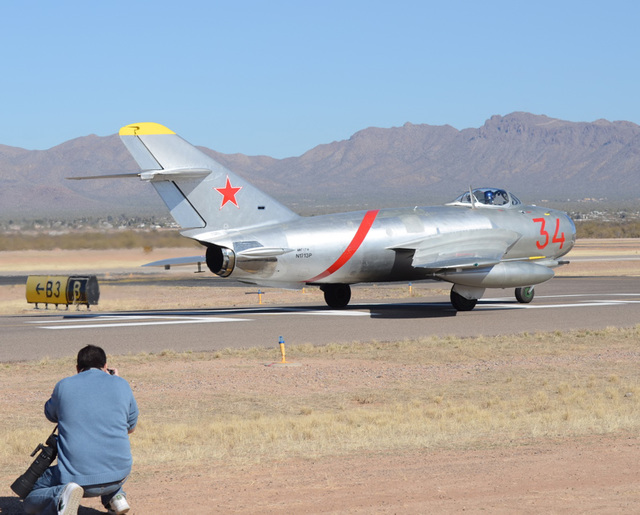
[482, 292, 640, 309]
[485, 293, 640, 301]
[31, 309, 369, 330]
[27, 293, 640, 330]
[35, 316, 251, 330]
[267, 309, 370, 316]
[481, 300, 640, 310]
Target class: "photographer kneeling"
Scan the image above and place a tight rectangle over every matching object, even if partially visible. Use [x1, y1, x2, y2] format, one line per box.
[23, 345, 138, 515]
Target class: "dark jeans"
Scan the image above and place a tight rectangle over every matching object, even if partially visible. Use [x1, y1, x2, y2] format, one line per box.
[23, 465, 127, 515]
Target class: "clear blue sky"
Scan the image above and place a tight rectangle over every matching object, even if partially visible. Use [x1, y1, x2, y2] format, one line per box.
[2, 1, 639, 158]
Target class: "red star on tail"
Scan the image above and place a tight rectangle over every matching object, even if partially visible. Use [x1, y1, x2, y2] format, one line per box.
[214, 176, 242, 209]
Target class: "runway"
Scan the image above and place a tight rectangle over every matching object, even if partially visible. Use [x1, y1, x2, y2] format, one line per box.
[2, 276, 639, 362]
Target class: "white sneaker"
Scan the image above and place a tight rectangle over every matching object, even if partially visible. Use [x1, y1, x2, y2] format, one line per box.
[57, 482, 83, 515]
[108, 493, 130, 514]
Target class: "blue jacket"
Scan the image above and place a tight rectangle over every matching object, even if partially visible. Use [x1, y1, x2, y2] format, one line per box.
[44, 368, 138, 485]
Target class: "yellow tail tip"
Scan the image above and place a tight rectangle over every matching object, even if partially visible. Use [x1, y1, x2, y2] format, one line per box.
[119, 122, 175, 136]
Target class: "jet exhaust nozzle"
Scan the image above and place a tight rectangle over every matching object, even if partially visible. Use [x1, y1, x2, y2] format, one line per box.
[206, 245, 235, 277]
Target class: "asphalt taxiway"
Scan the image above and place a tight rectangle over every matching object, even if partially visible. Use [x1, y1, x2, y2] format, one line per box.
[2, 275, 639, 362]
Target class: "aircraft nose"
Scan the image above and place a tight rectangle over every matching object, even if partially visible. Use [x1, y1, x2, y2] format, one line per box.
[564, 213, 577, 253]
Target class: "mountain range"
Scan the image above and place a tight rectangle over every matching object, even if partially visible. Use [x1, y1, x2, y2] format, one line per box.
[1, 112, 639, 219]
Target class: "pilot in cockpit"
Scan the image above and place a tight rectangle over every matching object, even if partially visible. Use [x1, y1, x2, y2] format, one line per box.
[447, 188, 520, 208]
[483, 190, 494, 205]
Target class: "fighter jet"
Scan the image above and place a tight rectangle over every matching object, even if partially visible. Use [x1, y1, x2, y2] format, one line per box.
[73, 122, 576, 311]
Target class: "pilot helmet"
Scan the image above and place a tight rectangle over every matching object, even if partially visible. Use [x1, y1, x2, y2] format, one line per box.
[484, 190, 494, 203]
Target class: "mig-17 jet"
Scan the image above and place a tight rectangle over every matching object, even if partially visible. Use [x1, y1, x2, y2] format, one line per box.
[72, 122, 576, 311]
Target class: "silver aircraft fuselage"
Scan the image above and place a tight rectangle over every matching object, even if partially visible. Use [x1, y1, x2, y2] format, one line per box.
[204, 203, 575, 288]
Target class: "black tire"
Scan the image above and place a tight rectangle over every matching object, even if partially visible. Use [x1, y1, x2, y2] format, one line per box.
[321, 284, 352, 308]
[515, 286, 534, 303]
[450, 289, 477, 311]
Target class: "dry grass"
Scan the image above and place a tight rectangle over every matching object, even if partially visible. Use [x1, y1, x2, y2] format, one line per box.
[2, 327, 639, 478]
[0, 229, 198, 251]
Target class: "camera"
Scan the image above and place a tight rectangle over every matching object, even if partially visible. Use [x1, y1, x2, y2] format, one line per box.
[10, 427, 58, 499]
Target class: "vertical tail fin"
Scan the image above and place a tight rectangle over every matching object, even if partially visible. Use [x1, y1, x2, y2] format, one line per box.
[119, 123, 299, 237]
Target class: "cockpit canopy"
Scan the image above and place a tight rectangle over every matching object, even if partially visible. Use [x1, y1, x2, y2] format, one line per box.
[446, 188, 522, 209]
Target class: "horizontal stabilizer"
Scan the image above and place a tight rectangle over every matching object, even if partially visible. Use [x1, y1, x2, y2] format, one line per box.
[68, 168, 212, 181]
[139, 168, 211, 181]
[67, 173, 140, 180]
[142, 256, 206, 271]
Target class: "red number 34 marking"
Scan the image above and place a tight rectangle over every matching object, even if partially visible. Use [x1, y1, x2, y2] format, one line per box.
[533, 218, 565, 249]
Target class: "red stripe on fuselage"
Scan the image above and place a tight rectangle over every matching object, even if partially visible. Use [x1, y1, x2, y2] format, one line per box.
[306, 209, 379, 283]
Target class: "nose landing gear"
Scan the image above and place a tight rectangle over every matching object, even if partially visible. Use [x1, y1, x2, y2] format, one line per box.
[515, 286, 534, 304]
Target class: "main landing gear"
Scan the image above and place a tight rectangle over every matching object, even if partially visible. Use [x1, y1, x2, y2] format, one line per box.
[321, 284, 351, 309]
[450, 289, 477, 311]
[319, 283, 535, 311]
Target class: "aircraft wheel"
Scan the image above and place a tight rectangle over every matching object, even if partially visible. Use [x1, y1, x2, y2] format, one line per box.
[515, 286, 534, 303]
[321, 284, 351, 308]
[450, 289, 477, 311]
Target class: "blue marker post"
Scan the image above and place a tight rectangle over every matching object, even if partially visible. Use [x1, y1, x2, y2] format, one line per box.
[279, 336, 287, 363]
[244, 289, 264, 304]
